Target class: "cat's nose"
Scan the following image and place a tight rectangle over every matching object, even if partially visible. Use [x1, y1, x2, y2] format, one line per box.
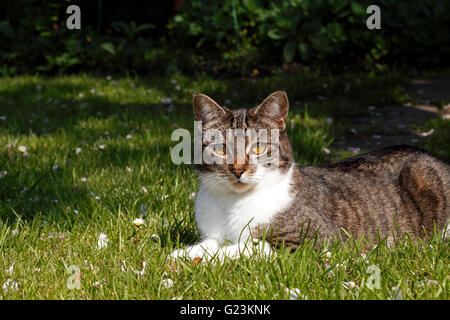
[231, 168, 245, 179]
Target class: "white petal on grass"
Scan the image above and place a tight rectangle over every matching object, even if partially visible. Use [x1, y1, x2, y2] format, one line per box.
[97, 233, 109, 249]
[360, 250, 367, 259]
[418, 128, 434, 137]
[126, 134, 132, 140]
[18, 146, 27, 153]
[133, 262, 147, 276]
[322, 147, 331, 155]
[141, 186, 148, 194]
[162, 278, 174, 288]
[98, 144, 106, 150]
[2, 279, 19, 292]
[342, 281, 358, 289]
[6, 264, 14, 276]
[151, 234, 160, 241]
[75, 147, 82, 154]
[283, 287, 306, 300]
[11, 229, 19, 237]
[52, 165, 59, 172]
[81, 177, 87, 182]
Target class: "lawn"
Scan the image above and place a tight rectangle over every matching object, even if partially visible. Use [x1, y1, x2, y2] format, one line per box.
[0, 74, 448, 299]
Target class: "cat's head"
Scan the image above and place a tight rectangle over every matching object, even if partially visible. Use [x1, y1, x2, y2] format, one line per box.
[194, 91, 294, 194]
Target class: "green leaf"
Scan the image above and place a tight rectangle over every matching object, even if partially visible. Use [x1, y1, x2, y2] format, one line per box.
[0, 20, 16, 39]
[268, 29, 287, 40]
[135, 23, 155, 33]
[283, 40, 296, 62]
[298, 42, 311, 61]
[351, 2, 365, 16]
[100, 42, 116, 55]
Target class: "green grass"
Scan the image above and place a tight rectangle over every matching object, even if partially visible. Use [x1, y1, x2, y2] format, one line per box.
[0, 74, 448, 299]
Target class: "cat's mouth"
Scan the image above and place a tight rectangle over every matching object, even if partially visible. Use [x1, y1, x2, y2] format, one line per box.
[231, 180, 252, 190]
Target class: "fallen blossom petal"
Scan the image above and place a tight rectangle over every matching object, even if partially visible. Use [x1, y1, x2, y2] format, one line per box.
[151, 234, 160, 241]
[162, 278, 174, 288]
[418, 129, 434, 137]
[18, 146, 27, 153]
[97, 233, 109, 249]
[342, 281, 358, 289]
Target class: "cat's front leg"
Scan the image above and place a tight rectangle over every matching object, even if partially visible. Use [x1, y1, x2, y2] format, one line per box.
[169, 238, 220, 260]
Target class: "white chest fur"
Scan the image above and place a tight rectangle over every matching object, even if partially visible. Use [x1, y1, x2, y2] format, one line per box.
[194, 166, 294, 243]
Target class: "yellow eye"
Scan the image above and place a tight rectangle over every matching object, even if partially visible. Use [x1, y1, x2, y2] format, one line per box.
[214, 144, 226, 156]
[252, 143, 266, 155]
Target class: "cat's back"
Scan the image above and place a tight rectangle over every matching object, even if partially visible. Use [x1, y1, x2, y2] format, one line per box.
[300, 145, 448, 187]
[264, 145, 449, 245]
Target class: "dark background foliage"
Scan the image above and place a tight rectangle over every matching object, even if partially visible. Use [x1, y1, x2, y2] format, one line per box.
[1, 0, 449, 77]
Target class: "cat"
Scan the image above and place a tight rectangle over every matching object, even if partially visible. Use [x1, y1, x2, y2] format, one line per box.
[170, 91, 450, 261]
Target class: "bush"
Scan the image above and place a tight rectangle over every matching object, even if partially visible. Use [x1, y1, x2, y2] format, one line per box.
[170, 0, 450, 75]
[1, 0, 449, 76]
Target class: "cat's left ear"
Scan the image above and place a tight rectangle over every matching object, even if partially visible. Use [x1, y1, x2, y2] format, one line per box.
[249, 91, 289, 131]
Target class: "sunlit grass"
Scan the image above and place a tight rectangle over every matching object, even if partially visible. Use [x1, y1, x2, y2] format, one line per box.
[0, 74, 448, 299]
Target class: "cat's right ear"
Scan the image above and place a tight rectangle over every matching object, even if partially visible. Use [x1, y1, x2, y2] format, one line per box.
[248, 91, 289, 131]
[193, 93, 231, 122]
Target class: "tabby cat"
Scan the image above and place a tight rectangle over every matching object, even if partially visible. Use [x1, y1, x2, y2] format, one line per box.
[170, 91, 450, 260]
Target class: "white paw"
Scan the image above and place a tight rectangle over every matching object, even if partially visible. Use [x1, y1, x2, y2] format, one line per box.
[169, 240, 219, 261]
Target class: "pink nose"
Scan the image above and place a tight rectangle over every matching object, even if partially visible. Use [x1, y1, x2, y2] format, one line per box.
[231, 168, 245, 178]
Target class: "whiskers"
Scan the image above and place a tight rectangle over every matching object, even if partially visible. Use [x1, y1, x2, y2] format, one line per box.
[196, 174, 225, 203]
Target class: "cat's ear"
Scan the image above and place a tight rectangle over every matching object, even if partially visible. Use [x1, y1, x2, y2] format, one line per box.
[249, 91, 289, 131]
[193, 93, 231, 122]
